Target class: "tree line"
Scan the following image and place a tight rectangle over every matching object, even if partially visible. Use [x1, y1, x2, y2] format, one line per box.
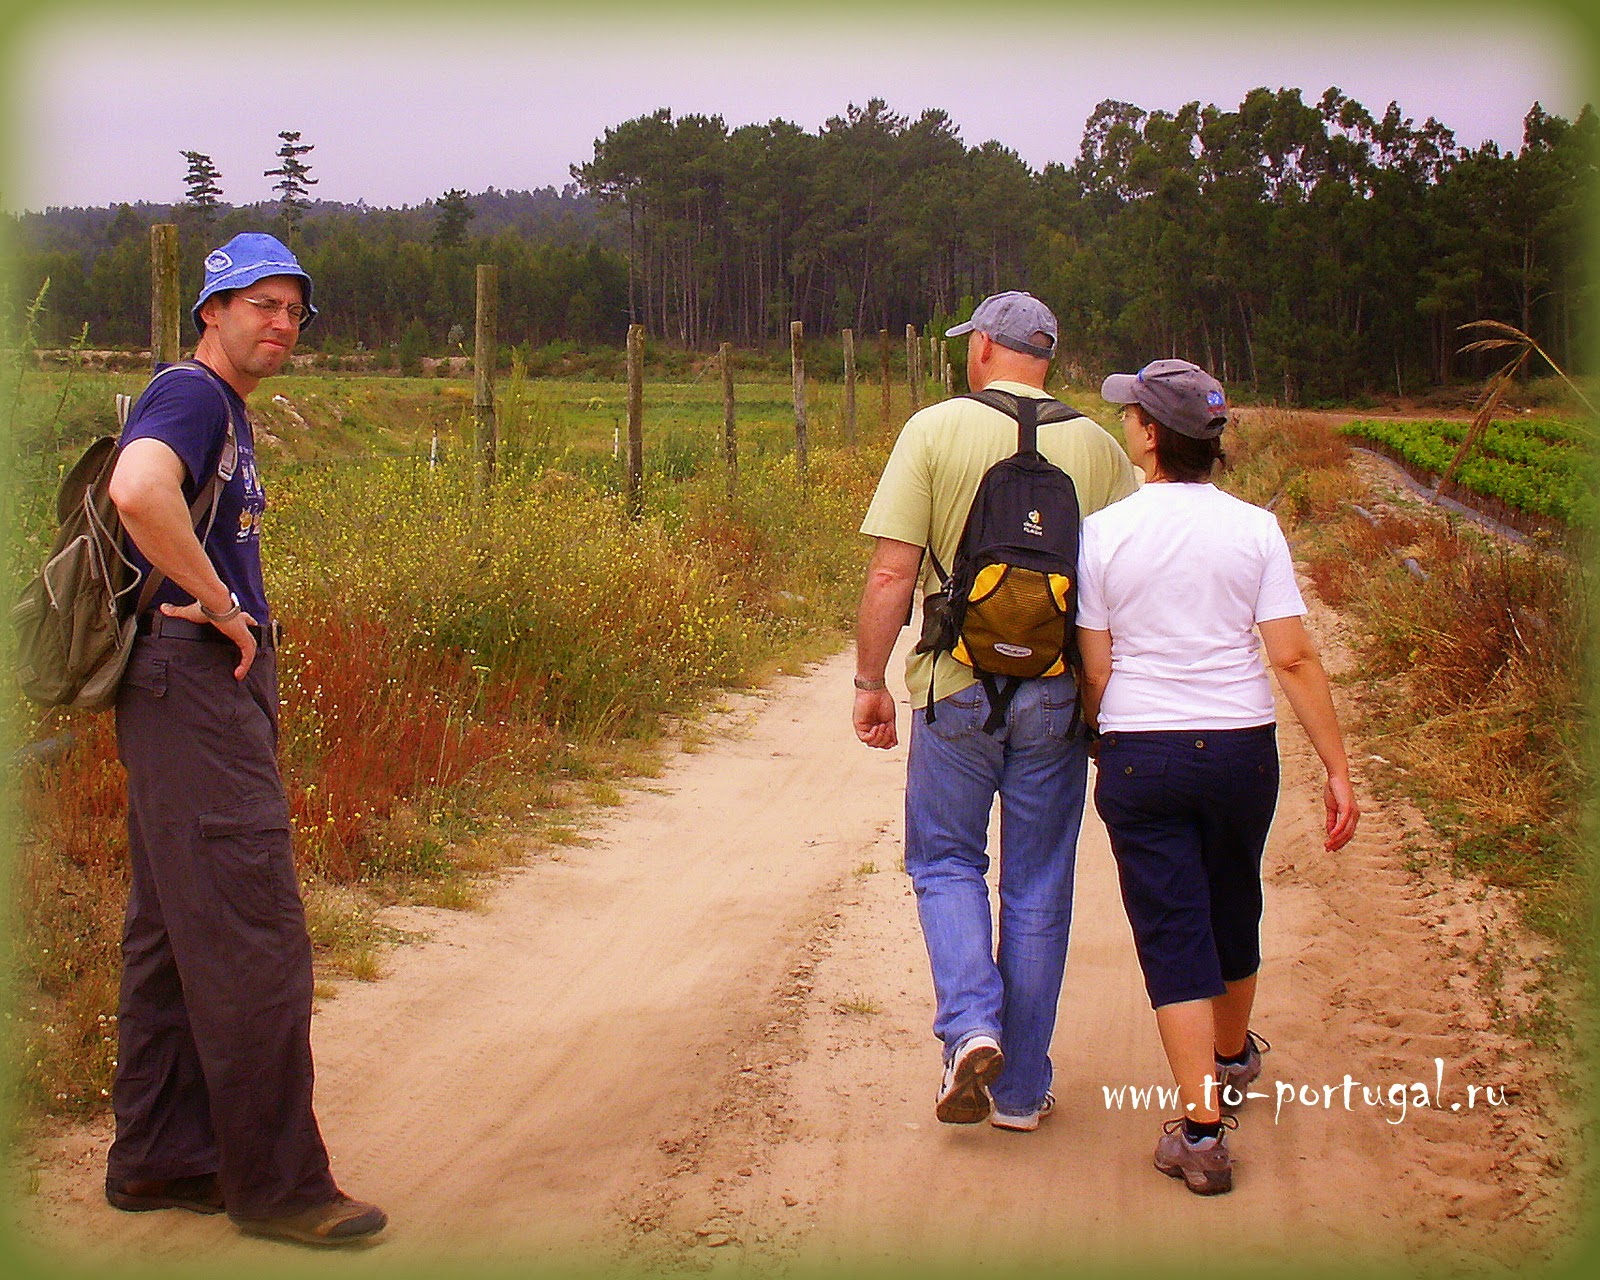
[7, 89, 1593, 402]
[572, 91, 1594, 400]
[8, 188, 618, 351]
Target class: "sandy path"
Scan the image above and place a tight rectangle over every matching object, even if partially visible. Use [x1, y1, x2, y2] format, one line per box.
[10, 613, 1572, 1272]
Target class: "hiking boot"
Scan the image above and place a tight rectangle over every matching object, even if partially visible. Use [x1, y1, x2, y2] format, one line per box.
[935, 1033, 1003, 1124]
[234, 1194, 388, 1247]
[1216, 1030, 1270, 1113]
[105, 1173, 225, 1215]
[1154, 1116, 1237, 1195]
[991, 1091, 1055, 1132]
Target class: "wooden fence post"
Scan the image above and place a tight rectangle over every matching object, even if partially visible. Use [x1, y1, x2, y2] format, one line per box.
[150, 224, 181, 368]
[905, 324, 920, 414]
[626, 323, 644, 518]
[879, 328, 891, 432]
[841, 327, 856, 446]
[942, 339, 954, 398]
[720, 340, 737, 502]
[790, 320, 809, 483]
[473, 264, 498, 492]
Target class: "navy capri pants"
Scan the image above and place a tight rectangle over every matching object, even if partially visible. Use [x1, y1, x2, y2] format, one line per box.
[1092, 724, 1279, 1008]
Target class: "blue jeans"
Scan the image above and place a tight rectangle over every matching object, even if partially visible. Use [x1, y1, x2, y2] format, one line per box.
[905, 673, 1087, 1113]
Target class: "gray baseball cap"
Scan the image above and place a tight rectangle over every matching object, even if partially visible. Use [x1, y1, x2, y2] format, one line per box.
[1101, 359, 1229, 439]
[945, 291, 1057, 360]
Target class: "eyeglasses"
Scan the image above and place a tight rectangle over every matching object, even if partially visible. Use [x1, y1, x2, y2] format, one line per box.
[239, 296, 312, 325]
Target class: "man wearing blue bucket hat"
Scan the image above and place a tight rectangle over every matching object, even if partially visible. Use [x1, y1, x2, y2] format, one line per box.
[105, 233, 387, 1246]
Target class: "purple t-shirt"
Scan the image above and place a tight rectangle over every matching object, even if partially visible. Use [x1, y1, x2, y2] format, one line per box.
[119, 363, 270, 624]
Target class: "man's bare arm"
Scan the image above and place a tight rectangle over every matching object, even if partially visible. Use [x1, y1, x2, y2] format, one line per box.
[109, 438, 257, 679]
[853, 537, 922, 749]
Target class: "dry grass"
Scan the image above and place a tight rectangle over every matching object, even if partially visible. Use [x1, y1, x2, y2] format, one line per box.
[833, 993, 882, 1016]
[1225, 411, 1591, 998]
[6, 427, 883, 1117]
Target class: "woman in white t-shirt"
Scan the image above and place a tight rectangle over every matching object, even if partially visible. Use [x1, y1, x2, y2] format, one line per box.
[1076, 359, 1359, 1196]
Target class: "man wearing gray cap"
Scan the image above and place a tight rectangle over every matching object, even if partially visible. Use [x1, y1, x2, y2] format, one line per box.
[105, 233, 386, 1245]
[853, 291, 1137, 1131]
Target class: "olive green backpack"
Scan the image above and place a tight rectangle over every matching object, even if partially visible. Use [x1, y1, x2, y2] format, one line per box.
[12, 361, 236, 711]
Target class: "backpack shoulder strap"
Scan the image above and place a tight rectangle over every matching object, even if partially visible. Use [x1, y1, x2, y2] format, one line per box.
[127, 360, 239, 481]
[960, 388, 1042, 455]
[167, 361, 240, 482]
[1014, 394, 1039, 456]
[962, 388, 1022, 419]
[1034, 399, 1084, 424]
[961, 390, 1085, 439]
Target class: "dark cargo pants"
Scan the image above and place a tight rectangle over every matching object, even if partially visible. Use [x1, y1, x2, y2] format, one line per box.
[110, 633, 338, 1221]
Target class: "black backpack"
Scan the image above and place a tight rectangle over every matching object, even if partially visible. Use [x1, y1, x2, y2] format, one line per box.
[913, 389, 1085, 733]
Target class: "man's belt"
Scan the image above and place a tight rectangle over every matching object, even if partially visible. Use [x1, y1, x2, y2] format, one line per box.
[136, 613, 280, 650]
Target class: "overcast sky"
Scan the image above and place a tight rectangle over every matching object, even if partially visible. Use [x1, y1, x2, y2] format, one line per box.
[3, 6, 1589, 213]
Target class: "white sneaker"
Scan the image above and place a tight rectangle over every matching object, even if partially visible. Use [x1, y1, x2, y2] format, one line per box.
[990, 1091, 1055, 1132]
[935, 1034, 1004, 1124]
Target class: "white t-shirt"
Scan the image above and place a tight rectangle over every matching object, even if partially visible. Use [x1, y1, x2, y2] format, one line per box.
[1076, 482, 1306, 731]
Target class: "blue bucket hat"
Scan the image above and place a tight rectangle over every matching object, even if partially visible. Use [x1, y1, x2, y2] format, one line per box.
[192, 232, 317, 333]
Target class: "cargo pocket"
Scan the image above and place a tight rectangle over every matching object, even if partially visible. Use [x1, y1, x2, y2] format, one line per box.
[198, 796, 299, 929]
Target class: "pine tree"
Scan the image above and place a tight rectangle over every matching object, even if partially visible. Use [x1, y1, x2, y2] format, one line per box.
[180, 150, 224, 223]
[432, 188, 474, 248]
[106, 203, 143, 245]
[264, 130, 318, 240]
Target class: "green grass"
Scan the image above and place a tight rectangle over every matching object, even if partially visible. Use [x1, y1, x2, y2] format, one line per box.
[1224, 410, 1592, 1053]
[7, 365, 1590, 1128]
[3, 364, 907, 1119]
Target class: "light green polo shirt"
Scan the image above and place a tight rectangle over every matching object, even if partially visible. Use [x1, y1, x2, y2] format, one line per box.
[859, 380, 1139, 707]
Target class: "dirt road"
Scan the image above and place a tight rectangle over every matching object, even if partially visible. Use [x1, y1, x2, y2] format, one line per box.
[10, 608, 1574, 1273]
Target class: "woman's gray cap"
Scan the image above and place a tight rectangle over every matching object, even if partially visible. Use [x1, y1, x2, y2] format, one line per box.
[945, 291, 1057, 359]
[1101, 359, 1228, 438]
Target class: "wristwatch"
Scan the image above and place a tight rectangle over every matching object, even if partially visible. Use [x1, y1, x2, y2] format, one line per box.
[201, 591, 242, 623]
[853, 676, 887, 692]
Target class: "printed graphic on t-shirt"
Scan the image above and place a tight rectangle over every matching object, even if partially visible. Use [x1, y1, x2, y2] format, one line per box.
[235, 449, 264, 543]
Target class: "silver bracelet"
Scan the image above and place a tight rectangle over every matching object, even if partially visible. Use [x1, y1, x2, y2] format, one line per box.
[201, 591, 242, 623]
[853, 676, 887, 692]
